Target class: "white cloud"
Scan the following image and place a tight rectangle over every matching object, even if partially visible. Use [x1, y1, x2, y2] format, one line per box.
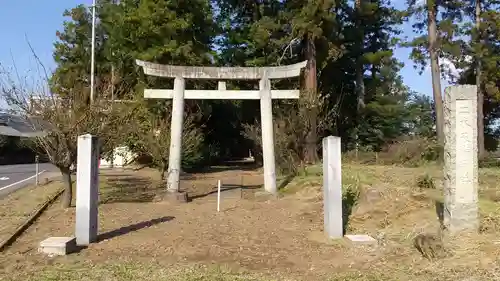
[440, 57, 461, 77]
[424, 55, 473, 80]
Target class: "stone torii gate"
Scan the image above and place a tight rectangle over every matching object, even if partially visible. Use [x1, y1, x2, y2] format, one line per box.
[136, 60, 307, 196]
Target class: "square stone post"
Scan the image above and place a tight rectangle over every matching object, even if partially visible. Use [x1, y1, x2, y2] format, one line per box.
[443, 85, 479, 234]
[166, 77, 185, 193]
[323, 136, 343, 238]
[259, 75, 277, 194]
[75, 134, 99, 245]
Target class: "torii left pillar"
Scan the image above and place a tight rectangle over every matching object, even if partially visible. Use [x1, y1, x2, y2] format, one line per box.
[165, 76, 188, 202]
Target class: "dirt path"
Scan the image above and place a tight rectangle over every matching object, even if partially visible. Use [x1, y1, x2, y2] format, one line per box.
[0, 167, 362, 280]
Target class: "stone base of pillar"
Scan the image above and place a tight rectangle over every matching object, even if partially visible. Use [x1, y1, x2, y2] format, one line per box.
[154, 191, 189, 203]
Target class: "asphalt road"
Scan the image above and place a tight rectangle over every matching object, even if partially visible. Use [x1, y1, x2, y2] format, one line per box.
[0, 163, 59, 198]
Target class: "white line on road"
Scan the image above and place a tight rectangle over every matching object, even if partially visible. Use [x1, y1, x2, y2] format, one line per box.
[0, 170, 47, 191]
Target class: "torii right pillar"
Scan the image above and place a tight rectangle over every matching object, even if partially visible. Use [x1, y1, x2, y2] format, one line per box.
[259, 74, 277, 194]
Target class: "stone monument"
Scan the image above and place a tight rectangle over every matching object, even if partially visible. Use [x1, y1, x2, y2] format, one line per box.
[75, 134, 99, 245]
[443, 85, 479, 234]
[323, 136, 343, 239]
[136, 60, 307, 198]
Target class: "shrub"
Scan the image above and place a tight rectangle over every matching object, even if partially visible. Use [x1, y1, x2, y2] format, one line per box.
[242, 121, 301, 175]
[242, 93, 332, 175]
[127, 102, 205, 178]
[344, 138, 441, 167]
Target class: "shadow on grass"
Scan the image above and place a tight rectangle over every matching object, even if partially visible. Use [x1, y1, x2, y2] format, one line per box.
[100, 176, 162, 204]
[97, 216, 175, 242]
[189, 184, 261, 201]
[342, 188, 359, 235]
[72, 245, 88, 254]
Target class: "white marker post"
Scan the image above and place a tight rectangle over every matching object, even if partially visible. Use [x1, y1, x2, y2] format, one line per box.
[35, 155, 39, 186]
[217, 180, 221, 212]
[323, 136, 343, 239]
[75, 134, 100, 246]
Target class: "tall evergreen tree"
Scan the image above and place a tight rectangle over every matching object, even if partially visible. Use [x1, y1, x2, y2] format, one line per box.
[51, 5, 108, 101]
[475, 0, 485, 157]
[217, 0, 342, 163]
[458, 0, 500, 151]
[404, 0, 465, 149]
[100, 0, 216, 90]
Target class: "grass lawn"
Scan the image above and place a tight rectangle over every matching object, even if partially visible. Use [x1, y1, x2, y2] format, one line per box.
[0, 181, 63, 243]
[1, 163, 499, 280]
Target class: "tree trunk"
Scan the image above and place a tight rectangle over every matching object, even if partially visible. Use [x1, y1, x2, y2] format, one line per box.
[355, 0, 366, 111]
[475, 0, 485, 159]
[303, 33, 319, 164]
[354, 0, 365, 158]
[60, 167, 73, 208]
[161, 162, 167, 181]
[427, 0, 445, 148]
[254, 148, 263, 166]
[355, 61, 366, 107]
[371, 65, 377, 83]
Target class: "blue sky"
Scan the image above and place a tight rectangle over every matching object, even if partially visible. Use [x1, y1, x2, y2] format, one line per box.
[0, 0, 451, 107]
[0, 1, 87, 82]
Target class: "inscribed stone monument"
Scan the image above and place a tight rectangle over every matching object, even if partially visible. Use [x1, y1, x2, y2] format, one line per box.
[443, 85, 478, 233]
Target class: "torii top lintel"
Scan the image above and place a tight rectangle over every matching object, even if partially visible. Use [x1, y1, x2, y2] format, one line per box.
[136, 60, 307, 80]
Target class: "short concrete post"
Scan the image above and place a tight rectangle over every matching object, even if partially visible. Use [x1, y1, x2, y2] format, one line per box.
[323, 136, 343, 239]
[443, 85, 479, 233]
[167, 77, 185, 192]
[259, 75, 277, 194]
[75, 134, 99, 245]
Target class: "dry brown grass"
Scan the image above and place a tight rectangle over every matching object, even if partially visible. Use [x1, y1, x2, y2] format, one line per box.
[287, 164, 500, 280]
[0, 181, 63, 243]
[1, 164, 500, 281]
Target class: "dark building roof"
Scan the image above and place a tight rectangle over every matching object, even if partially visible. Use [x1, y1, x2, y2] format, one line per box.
[0, 113, 48, 137]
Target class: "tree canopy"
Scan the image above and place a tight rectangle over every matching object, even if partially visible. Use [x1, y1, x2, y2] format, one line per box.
[37, 0, 500, 173]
